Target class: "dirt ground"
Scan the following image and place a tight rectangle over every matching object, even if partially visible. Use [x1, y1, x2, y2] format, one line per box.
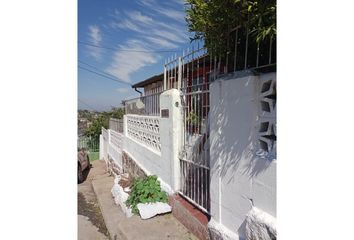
[78, 161, 110, 239]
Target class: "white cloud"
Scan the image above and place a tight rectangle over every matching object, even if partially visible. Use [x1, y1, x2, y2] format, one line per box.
[105, 7, 189, 84]
[152, 29, 186, 43]
[126, 10, 154, 24]
[110, 11, 188, 47]
[87, 25, 102, 60]
[155, 7, 185, 23]
[171, 0, 185, 5]
[138, 0, 186, 23]
[89, 25, 102, 44]
[145, 36, 178, 49]
[105, 40, 159, 83]
[113, 19, 143, 32]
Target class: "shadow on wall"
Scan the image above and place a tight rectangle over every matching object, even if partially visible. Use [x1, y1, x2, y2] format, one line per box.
[209, 77, 273, 184]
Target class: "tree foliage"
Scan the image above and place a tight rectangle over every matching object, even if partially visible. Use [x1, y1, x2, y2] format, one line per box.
[84, 115, 108, 140]
[186, 0, 276, 56]
[110, 107, 125, 119]
[82, 107, 125, 140]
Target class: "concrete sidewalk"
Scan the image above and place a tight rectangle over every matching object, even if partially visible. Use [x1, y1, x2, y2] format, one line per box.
[91, 160, 198, 240]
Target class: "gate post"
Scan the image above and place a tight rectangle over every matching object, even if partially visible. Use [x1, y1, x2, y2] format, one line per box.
[159, 89, 182, 191]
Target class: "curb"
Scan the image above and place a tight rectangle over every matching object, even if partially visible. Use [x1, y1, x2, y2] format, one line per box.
[92, 176, 127, 240]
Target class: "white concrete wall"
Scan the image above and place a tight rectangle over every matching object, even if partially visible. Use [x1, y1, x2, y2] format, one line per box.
[107, 129, 123, 169]
[99, 134, 104, 160]
[108, 145, 122, 169]
[122, 89, 182, 193]
[99, 129, 109, 162]
[209, 72, 276, 239]
[123, 134, 164, 177]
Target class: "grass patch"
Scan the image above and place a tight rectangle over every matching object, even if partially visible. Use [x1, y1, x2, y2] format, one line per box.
[88, 152, 99, 162]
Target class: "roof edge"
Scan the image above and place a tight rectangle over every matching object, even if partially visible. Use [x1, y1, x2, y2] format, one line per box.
[132, 73, 164, 88]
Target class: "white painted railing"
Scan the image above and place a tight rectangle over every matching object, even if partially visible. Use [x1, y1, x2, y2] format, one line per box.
[108, 129, 123, 171]
[126, 114, 161, 153]
[100, 127, 124, 174]
[110, 130, 123, 151]
[102, 127, 108, 140]
[109, 118, 124, 133]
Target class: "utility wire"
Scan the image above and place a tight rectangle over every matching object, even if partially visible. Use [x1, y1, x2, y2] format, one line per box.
[78, 65, 132, 86]
[78, 59, 103, 71]
[78, 60, 123, 82]
[78, 41, 179, 53]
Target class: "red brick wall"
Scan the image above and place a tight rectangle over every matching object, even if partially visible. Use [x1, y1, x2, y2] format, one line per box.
[169, 194, 210, 240]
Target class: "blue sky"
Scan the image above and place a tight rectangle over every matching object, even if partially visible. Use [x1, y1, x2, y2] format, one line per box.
[78, 0, 192, 111]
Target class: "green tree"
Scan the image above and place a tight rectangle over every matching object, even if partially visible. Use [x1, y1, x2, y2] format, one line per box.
[110, 107, 125, 119]
[80, 106, 125, 140]
[84, 115, 108, 140]
[186, 0, 276, 56]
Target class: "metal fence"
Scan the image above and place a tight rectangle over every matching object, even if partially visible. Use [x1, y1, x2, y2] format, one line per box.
[164, 27, 276, 92]
[78, 136, 99, 151]
[223, 26, 276, 73]
[78, 136, 99, 160]
[109, 118, 124, 133]
[124, 90, 163, 116]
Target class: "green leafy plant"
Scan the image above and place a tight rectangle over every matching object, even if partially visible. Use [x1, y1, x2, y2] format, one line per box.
[126, 175, 168, 215]
[186, 111, 201, 125]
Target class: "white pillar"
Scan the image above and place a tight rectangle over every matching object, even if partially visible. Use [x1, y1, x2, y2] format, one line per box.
[159, 89, 182, 191]
[123, 115, 128, 137]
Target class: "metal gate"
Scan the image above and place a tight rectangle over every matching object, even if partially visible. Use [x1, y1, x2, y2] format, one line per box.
[164, 45, 217, 213]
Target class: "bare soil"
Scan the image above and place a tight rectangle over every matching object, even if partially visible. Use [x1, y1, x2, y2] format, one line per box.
[78, 192, 109, 237]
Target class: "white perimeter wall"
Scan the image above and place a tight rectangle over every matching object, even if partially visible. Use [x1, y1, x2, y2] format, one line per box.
[99, 128, 123, 173]
[123, 135, 166, 180]
[209, 72, 276, 239]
